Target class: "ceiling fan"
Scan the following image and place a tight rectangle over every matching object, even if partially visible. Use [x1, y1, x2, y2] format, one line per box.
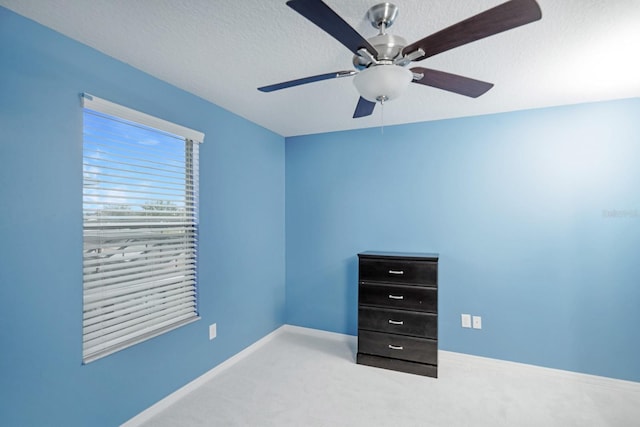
[258, 0, 542, 118]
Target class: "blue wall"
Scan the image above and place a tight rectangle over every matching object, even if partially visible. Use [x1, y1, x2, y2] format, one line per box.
[286, 98, 640, 382]
[0, 7, 285, 426]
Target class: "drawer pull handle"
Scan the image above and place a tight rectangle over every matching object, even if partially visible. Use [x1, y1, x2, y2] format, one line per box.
[388, 344, 404, 350]
[388, 294, 404, 300]
[388, 319, 404, 325]
[388, 270, 404, 275]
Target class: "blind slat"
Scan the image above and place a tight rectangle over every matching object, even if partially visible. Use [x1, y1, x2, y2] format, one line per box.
[84, 274, 196, 302]
[84, 281, 195, 312]
[83, 230, 196, 243]
[84, 263, 196, 289]
[82, 316, 199, 364]
[84, 137, 188, 164]
[83, 170, 196, 190]
[83, 296, 196, 335]
[83, 262, 196, 288]
[84, 239, 195, 252]
[84, 161, 186, 183]
[84, 289, 196, 328]
[83, 249, 195, 272]
[83, 311, 197, 356]
[84, 183, 185, 200]
[83, 302, 196, 341]
[84, 221, 196, 229]
[83, 252, 196, 269]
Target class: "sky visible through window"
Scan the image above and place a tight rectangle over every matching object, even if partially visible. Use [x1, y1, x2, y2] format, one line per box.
[83, 110, 190, 221]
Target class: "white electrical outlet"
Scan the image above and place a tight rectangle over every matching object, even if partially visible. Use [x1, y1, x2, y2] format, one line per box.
[472, 316, 482, 329]
[461, 314, 472, 328]
[209, 323, 217, 340]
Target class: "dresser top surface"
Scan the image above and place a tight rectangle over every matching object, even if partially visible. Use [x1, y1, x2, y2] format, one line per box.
[358, 251, 439, 261]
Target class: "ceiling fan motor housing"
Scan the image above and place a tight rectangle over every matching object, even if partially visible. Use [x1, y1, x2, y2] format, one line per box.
[352, 33, 408, 69]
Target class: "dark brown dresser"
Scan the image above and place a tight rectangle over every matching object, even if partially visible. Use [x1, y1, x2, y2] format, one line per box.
[357, 251, 439, 377]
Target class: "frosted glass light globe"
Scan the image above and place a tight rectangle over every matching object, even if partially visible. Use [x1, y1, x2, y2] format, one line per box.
[353, 65, 413, 102]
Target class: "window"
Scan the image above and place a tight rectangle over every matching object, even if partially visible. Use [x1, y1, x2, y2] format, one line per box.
[81, 94, 204, 363]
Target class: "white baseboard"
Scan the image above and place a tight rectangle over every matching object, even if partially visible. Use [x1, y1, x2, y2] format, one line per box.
[440, 350, 640, 391]
[281, 324, 357, 343]
[122, 324, 639, 426]
[121, 326, 287, 427]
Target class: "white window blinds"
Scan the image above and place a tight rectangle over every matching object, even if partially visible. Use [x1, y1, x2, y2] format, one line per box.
[81, 93, 203, 363]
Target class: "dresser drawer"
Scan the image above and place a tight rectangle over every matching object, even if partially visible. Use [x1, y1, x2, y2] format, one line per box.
[359, 258, 437, 286]
[358, 330, 437, 365]
[359, 306, 437, 339]
[359, 283, 436, 312]
[357, 353, 438, 378]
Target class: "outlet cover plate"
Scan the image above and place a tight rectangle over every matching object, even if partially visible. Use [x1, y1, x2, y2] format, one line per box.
[209, 323, 217, 340]
[472, 316, 482, 329]
[461, 314, 472, 328]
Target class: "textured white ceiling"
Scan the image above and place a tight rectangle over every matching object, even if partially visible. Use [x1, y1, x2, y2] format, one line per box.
[1, 0, 639, 136]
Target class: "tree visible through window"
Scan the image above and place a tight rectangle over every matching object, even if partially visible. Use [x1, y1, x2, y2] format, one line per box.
[81, 94, 202, 363]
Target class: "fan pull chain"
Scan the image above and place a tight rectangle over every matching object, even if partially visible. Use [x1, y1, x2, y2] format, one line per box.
[380, 99, 385, 135]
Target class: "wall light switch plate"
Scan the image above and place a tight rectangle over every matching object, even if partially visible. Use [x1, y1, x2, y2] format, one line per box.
[461, 314, 472, 328]
[472, 316, 482, 329]
[209, 323, 217, 340]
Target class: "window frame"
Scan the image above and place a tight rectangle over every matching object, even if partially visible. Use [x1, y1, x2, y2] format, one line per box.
[81, 93, 204, 364]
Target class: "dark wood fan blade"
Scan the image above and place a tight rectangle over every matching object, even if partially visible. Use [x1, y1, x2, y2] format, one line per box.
[403, 0, 541, 61]
[287, 0, 377, 56]
[258, 71, 355, 92]
[411, 67, 494, 98]
[353, 97, 376, 118]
